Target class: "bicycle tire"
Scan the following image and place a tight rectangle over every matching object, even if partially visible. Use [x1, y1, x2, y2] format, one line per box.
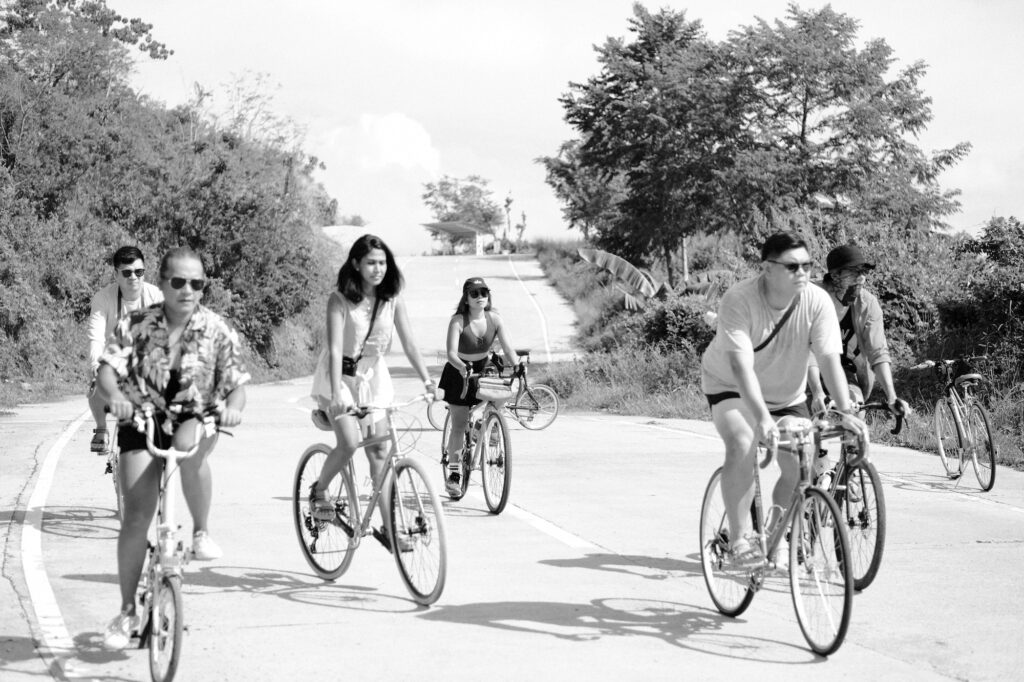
[148, 573, 184, 682]
[426, 400, 447, 431]
[479, 409, 512, 514]
[440, 411, 470, 501]
[699, 467, 756, 617]
[934, 398, 963, 479]
[292, 444, 358, 580]
[790, 487, 853, 656]
[967, 403, 996, 491]
[835, 460, 885, 591]
[513, 384, 560, 430]
[389, 457, 447, 605]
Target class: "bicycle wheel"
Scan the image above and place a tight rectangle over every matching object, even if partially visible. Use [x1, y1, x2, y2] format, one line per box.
[790, 487, 853, 656]
[440, 411, 470, 501]
[479, 409, 512, 514]
[148, 574, 184, 682]
[389, 458, 447, 605]
[292, 444, 358, 580]
[934, 398, 963, 479]
[835, 461, 885, 591]
[699, 467, 756, 617]
[513, 384, 560, 430]
[967, 403, 996, 491]
[427, 400, 447, 431]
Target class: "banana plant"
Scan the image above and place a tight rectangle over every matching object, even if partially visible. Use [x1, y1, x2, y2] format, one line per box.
[577, 247, 667, 310]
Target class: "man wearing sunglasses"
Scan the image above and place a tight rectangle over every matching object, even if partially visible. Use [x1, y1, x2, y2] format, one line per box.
[807, 244, 910, 416]
[701, 232, 867, 569]
[86, 246, 163, 455]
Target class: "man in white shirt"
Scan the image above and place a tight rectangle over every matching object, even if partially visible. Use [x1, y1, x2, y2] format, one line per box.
[701, 232, 867, 565]
[86, 246, 163, 453]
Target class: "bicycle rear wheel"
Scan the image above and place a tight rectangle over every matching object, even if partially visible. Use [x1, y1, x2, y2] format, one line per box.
[934, 398, 963, 479]
[427, 400, 447, 431]
[479, 410, 512, 514]
[292, 444, 358, 580]
[790, 487, 853, 656]
[513, 384, 560, 430]
[389, 458, 447, 605]
[699, 467, 756, 617]
[148, 574, 183, 682]
[967, 403, 996, 491]
[835, 461, 885, 591]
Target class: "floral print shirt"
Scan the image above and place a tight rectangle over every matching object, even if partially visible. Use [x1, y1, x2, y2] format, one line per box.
[99, 303, 251, 434]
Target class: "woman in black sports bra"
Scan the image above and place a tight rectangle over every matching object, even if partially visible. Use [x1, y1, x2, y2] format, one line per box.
[438, 277, 518, 497]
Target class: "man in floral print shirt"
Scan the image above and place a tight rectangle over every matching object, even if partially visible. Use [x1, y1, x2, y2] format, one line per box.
[96, 246, 249, 650]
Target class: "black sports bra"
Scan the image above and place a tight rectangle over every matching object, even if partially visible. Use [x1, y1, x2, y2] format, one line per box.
[457, 312, 495, 355]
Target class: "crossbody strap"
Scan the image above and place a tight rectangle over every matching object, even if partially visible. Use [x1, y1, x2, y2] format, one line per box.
[357, 296, 382, 359]
[753, 297, 798, 353]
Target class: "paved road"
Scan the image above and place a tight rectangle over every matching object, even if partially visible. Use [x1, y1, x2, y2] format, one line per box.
[3, 253, 1024, 681]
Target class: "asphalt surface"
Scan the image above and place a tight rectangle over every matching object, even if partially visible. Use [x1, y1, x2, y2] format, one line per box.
[3, 253, 1024, 681]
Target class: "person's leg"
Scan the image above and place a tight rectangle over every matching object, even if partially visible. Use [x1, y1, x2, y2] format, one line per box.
[445, 404, 470, 459]
[176, 418, 219, 535]
[317, 412, 361, 491]
[771, 413, 812, 510]
[87, 381, 109, 452]
[710, 399, 758, 547]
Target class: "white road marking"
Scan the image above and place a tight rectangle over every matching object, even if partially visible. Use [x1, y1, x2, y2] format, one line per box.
[506, 254, 552, 362]
[21, 410, 90, 680]
[498, 497, 598, 549]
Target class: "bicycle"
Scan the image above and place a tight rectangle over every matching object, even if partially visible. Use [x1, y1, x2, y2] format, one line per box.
[426, 349, 560, 431]
[699, 412, 859, 656]
[813, 401, 902, 591]
[293, 393, 447, 605]
[916, 359, 996, 491]
[440, 366, 513, 514]
[126, 403, 219, 682]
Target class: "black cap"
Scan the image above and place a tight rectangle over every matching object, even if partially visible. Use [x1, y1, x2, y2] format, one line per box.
[463, 277, 488, 292]
[826, 244, 875, 272]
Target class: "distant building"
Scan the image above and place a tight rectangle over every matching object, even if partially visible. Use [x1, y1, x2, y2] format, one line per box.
[422, 221, 495, 255]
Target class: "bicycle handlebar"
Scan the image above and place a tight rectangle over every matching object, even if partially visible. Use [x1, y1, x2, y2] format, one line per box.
[337, 392, 437, 420]
[131, 402, 222, 460]
[858, 400, 905, 435]
[760, 409, 870, 469]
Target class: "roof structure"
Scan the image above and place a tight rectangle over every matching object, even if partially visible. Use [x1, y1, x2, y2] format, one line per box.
[422, 221, 492, 240]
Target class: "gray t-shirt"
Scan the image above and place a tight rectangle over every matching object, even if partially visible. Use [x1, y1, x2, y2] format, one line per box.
[701, 275, 840, 410]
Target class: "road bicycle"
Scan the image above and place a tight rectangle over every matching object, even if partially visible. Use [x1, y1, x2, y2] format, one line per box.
[125, 403, 220, 682]
[916, 359, 996, 491]
[426, 349, 560, 431]
[293, 393, 447, 605]
[813, 401, 901, 591]
[439, 380, 512, 514]
[700, 412, 859, 656]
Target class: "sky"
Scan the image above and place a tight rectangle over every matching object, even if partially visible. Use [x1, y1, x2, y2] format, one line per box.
[111, 0, 1024, 254]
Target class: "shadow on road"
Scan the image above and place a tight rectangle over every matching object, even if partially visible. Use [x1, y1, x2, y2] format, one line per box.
[539, 552, 700, 580]
[38, 506, 118, 540]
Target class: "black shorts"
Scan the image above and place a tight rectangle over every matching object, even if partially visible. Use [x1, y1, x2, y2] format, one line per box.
[116, 413, 201, 452]
[439, 359, 489, 407]
[705, 392, 810, 420]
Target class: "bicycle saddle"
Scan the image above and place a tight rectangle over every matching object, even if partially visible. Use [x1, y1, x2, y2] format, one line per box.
[954, 373, 982, 387]
[515, 348, 531, 356]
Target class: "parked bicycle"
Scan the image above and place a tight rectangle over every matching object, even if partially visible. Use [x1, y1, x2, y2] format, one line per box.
[700, 412, 859, 656]
[813, 401, 901, 591]
[125, 403, 221, 682]
[914, 359, 996, 491]
[293, 393, 447, 605]
[440, 365, 513, 513]
[427, 349, 560, 431]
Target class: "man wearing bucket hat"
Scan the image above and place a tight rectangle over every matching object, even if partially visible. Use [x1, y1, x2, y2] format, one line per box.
[807, 243, 909, 417]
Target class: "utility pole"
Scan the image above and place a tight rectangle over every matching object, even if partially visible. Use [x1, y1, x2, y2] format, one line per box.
[504, 193, 513, 243]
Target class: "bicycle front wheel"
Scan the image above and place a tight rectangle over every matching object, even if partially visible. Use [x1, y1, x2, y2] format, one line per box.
[699, 467, 755, 617]
[790, 487, 853, 656]
[835, 461, 886, 591]
[148, 574, 184, 682]
[390, 458, 447, 605]
[513, 384, 560, 430]
[427, 400, 447, 431]
[292, 444, 358, 580]
[967, 403, 996, 491]
[479, 410, 512, 514]
[934, 398, 963, 479]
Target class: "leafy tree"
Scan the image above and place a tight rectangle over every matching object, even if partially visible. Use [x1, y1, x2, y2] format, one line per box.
[421, 174, 503, 233]
[537, 139, 623, 241]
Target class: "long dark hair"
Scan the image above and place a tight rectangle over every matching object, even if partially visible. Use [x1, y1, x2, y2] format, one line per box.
[336, 234, 403, 303]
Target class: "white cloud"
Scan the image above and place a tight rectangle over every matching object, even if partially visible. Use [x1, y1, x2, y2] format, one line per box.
[320, 113, 440, 175]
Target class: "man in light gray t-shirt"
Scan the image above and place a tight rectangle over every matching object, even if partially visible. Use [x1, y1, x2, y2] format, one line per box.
[700, 231, 867, 567]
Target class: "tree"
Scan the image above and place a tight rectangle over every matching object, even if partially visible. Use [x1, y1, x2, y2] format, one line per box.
[421, 174, 503, 232]
[537, 139, 623, 241]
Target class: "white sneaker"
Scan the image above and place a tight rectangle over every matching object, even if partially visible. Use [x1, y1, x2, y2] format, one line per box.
[771, 541, 790, 572]
[192, 530, 223, 560]
[103, 612, 140, 650]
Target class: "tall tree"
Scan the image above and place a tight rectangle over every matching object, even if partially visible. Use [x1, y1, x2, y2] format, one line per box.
[421, 174, 503, 233]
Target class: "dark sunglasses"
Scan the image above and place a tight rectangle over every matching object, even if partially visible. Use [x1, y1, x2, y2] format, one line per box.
[168, 277, 206, 291]
[768, 260, 814, 274]
[119, 268, 145, 279]
[468, 288, 490, 298]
